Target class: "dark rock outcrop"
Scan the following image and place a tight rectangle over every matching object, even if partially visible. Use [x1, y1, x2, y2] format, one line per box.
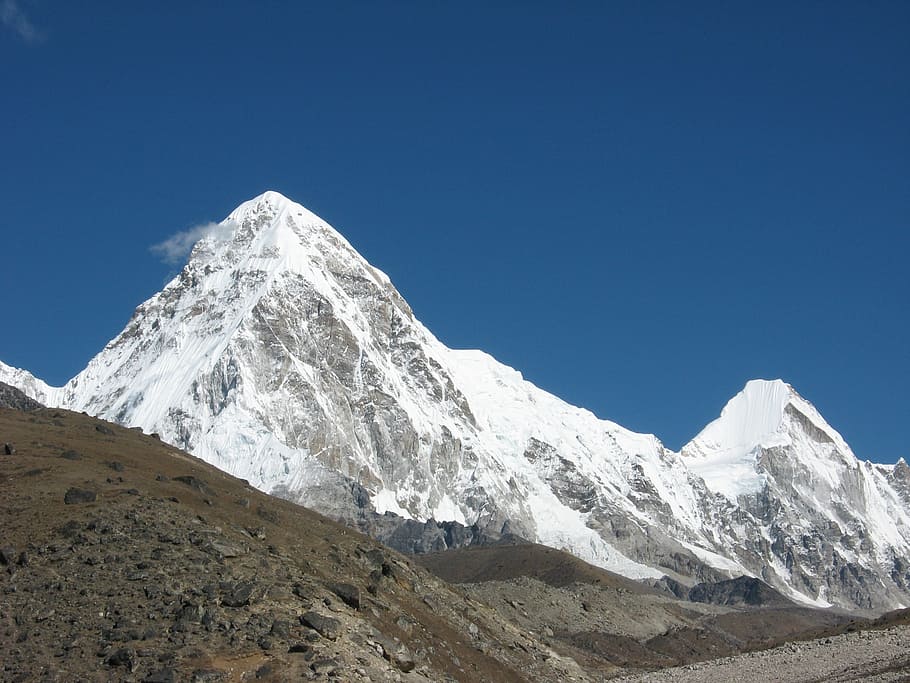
[0, 381, 43, 411]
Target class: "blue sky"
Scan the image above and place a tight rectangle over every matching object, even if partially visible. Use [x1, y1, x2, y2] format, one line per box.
[1, 2, 907, 461]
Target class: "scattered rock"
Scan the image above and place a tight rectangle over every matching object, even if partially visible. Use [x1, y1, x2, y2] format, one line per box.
[61, 449, 83, 460]
[310, 657, 340, 675]
[378, 637, 416, 673]
[106, 647, 136, 670]
[173, 475, 214, 496]
[95, 424, 114, 435]
[143, 668, 176, 683]
[271, 619, 291, 638]
[207, 539, 245, 557]
[174, 602, 205, 626]
[64, 487, 97, 504]
[107, 461, 126, 472]
[328, 581, 361, 609]
[255, 663, 276, 678]
[256, 505, 279, 524]
[300, 611, 342, 640]
[221, 580, 256, 607]
[3, 442, 14, 455]
[0, 546, 16, 565]
[289, 642, 312, 654]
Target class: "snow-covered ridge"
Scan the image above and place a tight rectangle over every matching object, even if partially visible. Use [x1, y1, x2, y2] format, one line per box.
[0, 360, 60, 407]
[3, 190, 909, 611]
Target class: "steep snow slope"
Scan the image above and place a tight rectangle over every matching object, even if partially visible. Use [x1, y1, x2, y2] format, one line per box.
[3, 191, 909, 610]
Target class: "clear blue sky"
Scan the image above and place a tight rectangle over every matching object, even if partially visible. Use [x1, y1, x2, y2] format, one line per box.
[1, 2, 907, 462]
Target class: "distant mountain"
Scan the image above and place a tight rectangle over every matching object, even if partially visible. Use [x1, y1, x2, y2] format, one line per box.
[3, 190, 908, 610]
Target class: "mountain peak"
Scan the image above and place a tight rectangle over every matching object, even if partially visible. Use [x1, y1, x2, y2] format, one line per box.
[236, 189, 294, 213]
[688, 379, 794, 455]
[681, 378, 856, 505]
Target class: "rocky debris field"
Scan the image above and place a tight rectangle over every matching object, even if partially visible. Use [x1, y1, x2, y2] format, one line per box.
[416, 544, 865, 675]
[611, 624, 910, 682]
[0, 408, 585, 682]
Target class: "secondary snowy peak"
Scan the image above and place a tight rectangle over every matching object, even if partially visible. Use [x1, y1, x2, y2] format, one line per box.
[689, 379, 794, 455]
[681, 379, 851, 499]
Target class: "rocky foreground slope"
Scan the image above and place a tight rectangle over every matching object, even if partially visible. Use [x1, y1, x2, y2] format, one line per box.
[0, 406, 580, 682]
[5, 404, 910, 681]
[2, 190, 909, 611]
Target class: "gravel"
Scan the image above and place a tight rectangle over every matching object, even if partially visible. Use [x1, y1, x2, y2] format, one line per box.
[611, 625, 910, 682]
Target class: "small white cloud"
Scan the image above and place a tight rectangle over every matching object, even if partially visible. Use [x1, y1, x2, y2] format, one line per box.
[1, 0, 44, 44]
[150, 221, 235, 265]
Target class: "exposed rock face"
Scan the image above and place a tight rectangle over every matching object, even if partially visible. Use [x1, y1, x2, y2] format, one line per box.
[687, 576, 791, 607]
[1, 190, 909, 611]
[0, 381, 43, 411]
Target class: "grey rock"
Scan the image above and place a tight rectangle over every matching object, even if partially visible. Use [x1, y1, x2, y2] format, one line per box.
[310, 657, 341, 675]
[0, 546, 16, 565]
[106, 647, 136, 670]
[270, 619, 291, 638]
[143, 668, 176, 683]
[64, 488, 97, 504]
[255, 505, 279, 524]
[300, 611, 342, 640]
[221, 580, 256, 607]
[328, 581, 361, 609]
[288, 642, 314, 655]
[173, 475, 214, 496]
[378, 636, 416, 673]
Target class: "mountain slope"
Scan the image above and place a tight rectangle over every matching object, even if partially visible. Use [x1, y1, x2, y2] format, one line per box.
[2, 190, 908, 611]
[0, 405, 589, 682]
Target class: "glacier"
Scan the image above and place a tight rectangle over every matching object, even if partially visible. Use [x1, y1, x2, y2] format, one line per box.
[3, 189, 909, 611]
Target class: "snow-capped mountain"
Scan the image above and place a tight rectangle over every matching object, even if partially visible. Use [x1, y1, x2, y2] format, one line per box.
[3, 190, 909, 611]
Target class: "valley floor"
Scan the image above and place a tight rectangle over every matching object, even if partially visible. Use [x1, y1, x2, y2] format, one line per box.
[611, 625, 910, 682]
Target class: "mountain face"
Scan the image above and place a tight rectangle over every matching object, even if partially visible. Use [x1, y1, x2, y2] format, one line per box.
[3, 190, 909, 611]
